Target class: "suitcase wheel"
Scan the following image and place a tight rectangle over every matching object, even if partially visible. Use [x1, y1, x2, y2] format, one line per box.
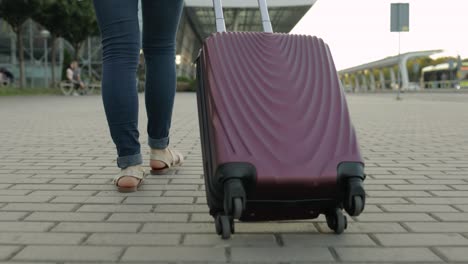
[344, 177, 366, 216]
[348, 196, 364, 216]
[232, 197, 243, 219]
[215, 214, 234, 240]
[326, 208, 347, 234]
[224, 179, 246, 220]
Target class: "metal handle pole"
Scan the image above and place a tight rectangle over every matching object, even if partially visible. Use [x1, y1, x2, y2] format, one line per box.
[212, 0, 227, 32]
[257, 0, 273, 33]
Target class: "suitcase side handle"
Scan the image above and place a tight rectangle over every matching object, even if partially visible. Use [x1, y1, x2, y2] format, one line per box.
[212, 0, 273, 33]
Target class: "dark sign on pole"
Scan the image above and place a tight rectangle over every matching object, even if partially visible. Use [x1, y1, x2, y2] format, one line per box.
[391, 3, 410, 32]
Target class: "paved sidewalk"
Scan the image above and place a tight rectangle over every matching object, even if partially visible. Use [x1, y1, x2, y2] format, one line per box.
[0, 92, 467, 263]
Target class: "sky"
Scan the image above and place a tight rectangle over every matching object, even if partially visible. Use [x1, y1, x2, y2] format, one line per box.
[291, 0, 468, 70]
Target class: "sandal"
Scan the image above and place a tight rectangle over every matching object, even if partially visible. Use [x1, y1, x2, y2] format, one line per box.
[150, 148, 184, 175]
[113, 165, 145, 193]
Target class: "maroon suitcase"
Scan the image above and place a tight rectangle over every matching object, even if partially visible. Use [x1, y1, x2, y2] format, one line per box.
[196, 0, 366, 239]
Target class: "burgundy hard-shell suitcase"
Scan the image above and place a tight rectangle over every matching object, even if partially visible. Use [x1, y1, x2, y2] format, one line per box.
[196, 0, 366, 239]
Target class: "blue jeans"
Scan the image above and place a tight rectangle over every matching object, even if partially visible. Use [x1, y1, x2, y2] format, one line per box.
[93, 0, 184, 168]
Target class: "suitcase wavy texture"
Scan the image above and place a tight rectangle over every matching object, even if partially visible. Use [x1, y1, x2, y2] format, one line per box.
[199, 32, 363, 201]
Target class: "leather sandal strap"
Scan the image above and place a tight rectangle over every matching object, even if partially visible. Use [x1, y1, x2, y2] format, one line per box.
[113, 166, 145, 186]
[150, 148, 184, 168]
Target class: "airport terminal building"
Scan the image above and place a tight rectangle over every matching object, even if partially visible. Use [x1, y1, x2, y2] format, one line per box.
[0, 0, 315, 87]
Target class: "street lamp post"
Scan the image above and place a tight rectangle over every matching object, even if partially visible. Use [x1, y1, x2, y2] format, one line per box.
[40, 30, 50, 88]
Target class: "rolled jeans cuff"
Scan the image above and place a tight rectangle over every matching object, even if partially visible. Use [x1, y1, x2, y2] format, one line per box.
[117, 153, 142, 169]
[148, 136, 169, 149]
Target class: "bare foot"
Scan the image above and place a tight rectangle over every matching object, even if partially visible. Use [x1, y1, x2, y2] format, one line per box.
[150, 160, 167, 170]
[115, 176, 140, 188]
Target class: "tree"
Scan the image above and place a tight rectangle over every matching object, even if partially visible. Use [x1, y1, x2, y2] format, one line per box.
[0, 0, 40, 88]
[33, 0, 70, 87]
[60, 0, 99, 60]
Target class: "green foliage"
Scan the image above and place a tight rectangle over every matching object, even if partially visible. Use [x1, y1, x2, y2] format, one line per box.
[0, 86, 61, 96]
[62, 49, 72, 80]
[0, 0, 39, 32]
[0, 0, 41, 88]
[49, 0, 98, 59]
[176, 76, 197, 92]
[64, 0, 98, 59]
[33, 0, 69, 38]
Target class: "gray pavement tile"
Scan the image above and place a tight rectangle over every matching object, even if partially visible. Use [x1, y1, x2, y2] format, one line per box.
[335, 247, 441, 262]
[231, 247, 334, 262]
[51, 222, 140, 233]
[380, 204, 459, 212]
[13, 246, 123, 262]
[375, 233, 468, 246]
[282, 234, 376, 246]
[0, 246, 21, 261]
[0, 232, 86, 245]
[123, 196, 194, 204]
[355, 213, 436, 222]
[85, 233, 180, 246]
[404, 222, 468, 233]
[77, 204, 152, 212]
[0, 196, 53, 203]
[24, 212, 108, 222]
[435, 247, 468, 262]
[1, 203, 78, 211]
[183, 234, 277, 247]
[107, 212, 188, 222]
[122, 247, 226, 262]
[0, 222, 55, 232]
[0, 212, 29, 221]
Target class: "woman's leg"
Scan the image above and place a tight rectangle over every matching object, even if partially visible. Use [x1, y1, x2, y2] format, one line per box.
[93, 0, 142, 169]
[141, 0, 184, 150]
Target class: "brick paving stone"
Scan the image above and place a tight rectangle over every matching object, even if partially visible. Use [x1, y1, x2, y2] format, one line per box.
[141, 223, 214, 233]
[355, 213, 436, 222]
[76, 204, 152, 212]
[122, 247, 226, 262]
[0, 232, 86, 245]
[317, 222, 407, 233]
[107, 213, 188, 222]
[235, 222, 319, 233]
[431, 213, 468, 221]
[52, 222, 140, 233]
[0, 190, 31, 196]
[85, 233, 180, 246]
[13, 246, 122, 262]
[335, 247, 441, 262]
[404, 222, 468, 233]
[0, 222, 55, 232]
[24, 212, 108, 222]
[435, 247, 468, 262]
[380, 204, 459, 212]
[154, 204, 209, 213]
[183, 234, 277, 247]
[27, 191, 96, 196]
[1, 203, 78, 211]
[231, 247, 334, 262]
[375, 233, 468, 246]
[123, 197, 193, 204]
[0, 212, 29, 221]
[408, 197, 468, 204]
[282, 234, 376, 246]
[0, 196, 53, 203]
[0, 246, 21, 260]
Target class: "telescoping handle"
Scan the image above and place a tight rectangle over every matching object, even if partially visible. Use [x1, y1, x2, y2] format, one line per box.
[212, 0, 273, 33]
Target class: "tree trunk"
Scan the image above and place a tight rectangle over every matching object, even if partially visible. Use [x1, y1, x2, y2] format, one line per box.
[16, 26, 25, 88]
[74, 42, 82, 61]
[50, 36, 57, 88]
